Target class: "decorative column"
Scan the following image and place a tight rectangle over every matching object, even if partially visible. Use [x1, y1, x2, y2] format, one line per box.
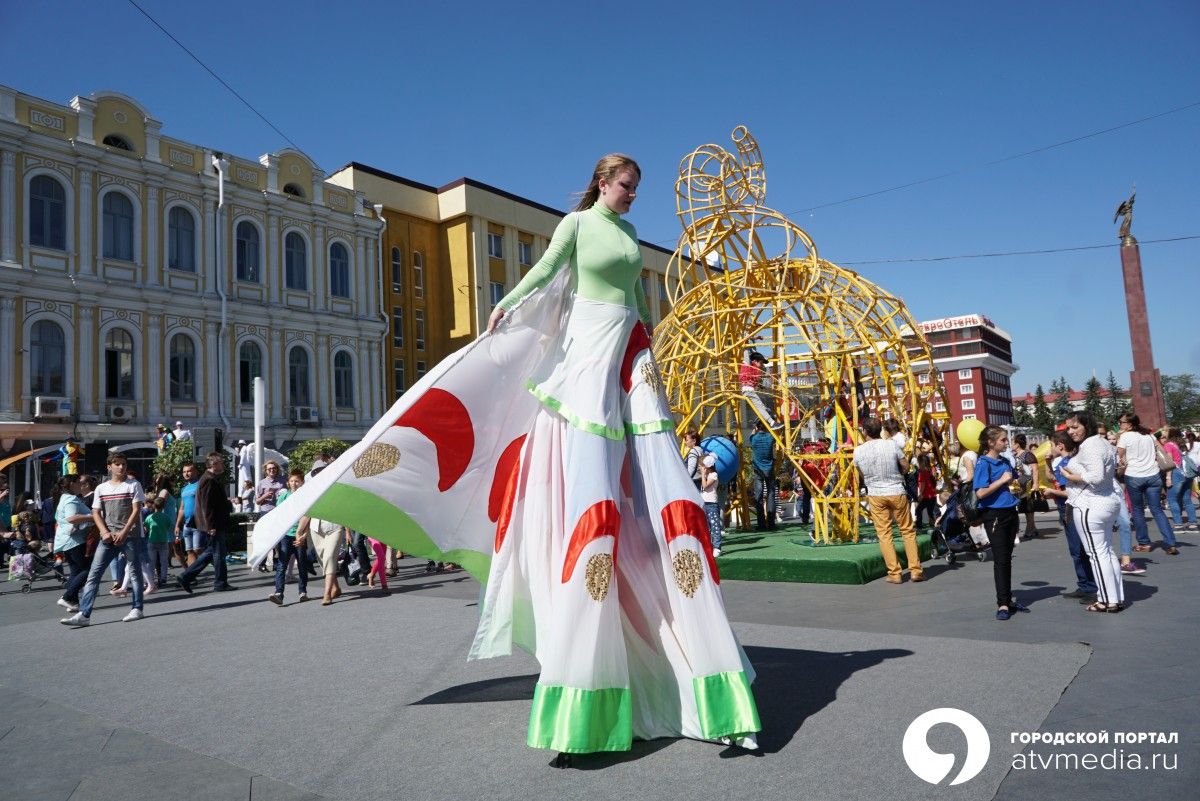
[1120, 238, 1166, 429]
[272, 333, 285, 420]
[145, 183, 160, 285]
[205, 321, 219, 420]
[202, 191, 216, 294]
[355, 232, 369, 317]
[267, 211, 281, 304]
[367, 340, 381, 420]
[78, 167, 94, 276]
[0, 297, 15, 413]
[1, 151, 15, 263]
[313, 225, 326, 311]
[77, 306, 95, 417]
[147, 315, 163, 419]
[316, 333, 331, 416]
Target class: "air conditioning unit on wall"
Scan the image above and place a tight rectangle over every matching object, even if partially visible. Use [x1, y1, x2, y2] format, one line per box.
[291, 406, 319, 425]
[104, 403, 136, 423]
[34, 396, 73, 420]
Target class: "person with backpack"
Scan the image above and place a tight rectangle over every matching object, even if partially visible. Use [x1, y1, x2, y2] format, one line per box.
[973, 425, 1025, 620]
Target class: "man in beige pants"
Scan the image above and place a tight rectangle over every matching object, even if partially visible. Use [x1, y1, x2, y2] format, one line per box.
[852, 417, 925, 584]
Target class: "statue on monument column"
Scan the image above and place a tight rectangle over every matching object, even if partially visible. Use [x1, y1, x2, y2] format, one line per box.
[1113, 190, 1136, 243]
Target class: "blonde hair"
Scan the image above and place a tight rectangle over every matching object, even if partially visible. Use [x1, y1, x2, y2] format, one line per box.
[574, 154, 641, 212]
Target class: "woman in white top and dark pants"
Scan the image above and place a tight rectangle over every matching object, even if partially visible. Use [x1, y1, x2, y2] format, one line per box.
[1063, 412, 1125, 612]
[1116, 413, 1178, 555]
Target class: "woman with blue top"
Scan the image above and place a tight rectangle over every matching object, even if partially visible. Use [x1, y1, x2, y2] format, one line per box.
[53, 474, 94, 613]
[973, 425, 1026, 620]
[1062, 412, 1125, 612]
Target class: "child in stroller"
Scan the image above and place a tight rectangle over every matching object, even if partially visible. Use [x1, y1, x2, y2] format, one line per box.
[934, 486, 991, 563]
[6, 539, 67, 593]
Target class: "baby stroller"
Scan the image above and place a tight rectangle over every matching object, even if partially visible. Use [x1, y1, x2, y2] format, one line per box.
[935, 493, 990, 564]
[6, 542, 67, 594]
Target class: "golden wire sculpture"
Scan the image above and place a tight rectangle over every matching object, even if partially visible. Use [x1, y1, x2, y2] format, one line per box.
[654, 126, 950, 544]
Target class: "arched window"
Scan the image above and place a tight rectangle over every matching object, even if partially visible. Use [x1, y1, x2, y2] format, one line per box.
[167, 206, 196, 272]
[169, 334, 196, 401]
[239, 341, 262, 404]
[29, 175, 66, 250]
[390, 246, 403, 292]
[235, 221, 261, 282]
[288, 347, 310, 406]
[333, 351, 354, 408]
[30, 320, 65, 395]
[413, 251, 424, 299]
[329, 242, 350, 298]
[102, 192, 134, 261]
[104, 328, 135, 399]
[282, 183, 305, 198]
[285, 232, 307, 290]
[102, 134, 134, 151]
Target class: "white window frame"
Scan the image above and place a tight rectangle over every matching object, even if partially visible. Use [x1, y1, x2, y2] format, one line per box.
[413, 251, 424, 299]
[961, 398, 976, 410]
[958, 368, 973, 379]
[415, 309, 425, 351]
[517, 240, 533, 266]
[489, 281, 505, 309]
[960, 383, 975, 395]
[392, 307, 403, 348]
[487, 232, 504, 259]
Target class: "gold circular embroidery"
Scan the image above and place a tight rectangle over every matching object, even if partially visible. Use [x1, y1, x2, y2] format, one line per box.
[672, 550, 704, 598]
[640, 361, 662, 392]
[584, 553, 613, 602]
[352, 443, 401, 478]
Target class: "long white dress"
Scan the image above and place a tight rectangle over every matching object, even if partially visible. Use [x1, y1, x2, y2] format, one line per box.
[251, 211, 760, 754]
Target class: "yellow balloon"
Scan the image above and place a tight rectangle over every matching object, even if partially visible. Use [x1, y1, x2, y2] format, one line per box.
[1034, 440, 1052, 462]
[956, 418, 985, 451]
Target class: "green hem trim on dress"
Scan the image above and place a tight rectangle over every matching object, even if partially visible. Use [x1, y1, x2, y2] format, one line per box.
[525, 381, 625, 441]
[527, 684, 633, 753]
[692, 670, 761, 739]
[526, 382, 676, 440]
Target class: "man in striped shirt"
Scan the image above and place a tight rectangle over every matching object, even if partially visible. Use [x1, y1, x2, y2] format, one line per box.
[61, 453, 148, 626]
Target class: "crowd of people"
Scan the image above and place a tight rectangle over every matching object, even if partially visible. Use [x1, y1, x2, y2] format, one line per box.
[680, 404, 1198, 620]
[0, 446, 428, 625]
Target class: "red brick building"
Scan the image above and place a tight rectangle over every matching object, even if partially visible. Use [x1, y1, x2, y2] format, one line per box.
[908, 314, 1017, 427]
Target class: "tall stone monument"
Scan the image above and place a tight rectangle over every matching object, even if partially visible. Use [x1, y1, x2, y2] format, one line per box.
[1114, 192, 1166, 429]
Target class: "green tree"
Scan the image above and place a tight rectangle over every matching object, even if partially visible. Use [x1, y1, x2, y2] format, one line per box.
[287, 438, 350, 477]
[1082, 376, 1105, 422]
[1032, 384, 1054, 433]
[1012, 400, 1033, 427]
[1161, 373, 1200, 427]
[1103, 371, 1130, 428]
[151, 439, 202, 488]
[1050, 377, 1073, 423]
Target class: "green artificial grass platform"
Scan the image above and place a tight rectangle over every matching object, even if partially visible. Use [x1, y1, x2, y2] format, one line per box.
[716, 521, 935, 585]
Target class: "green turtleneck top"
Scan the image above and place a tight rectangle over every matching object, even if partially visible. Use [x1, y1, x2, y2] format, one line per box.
[495, 204, 651, 324]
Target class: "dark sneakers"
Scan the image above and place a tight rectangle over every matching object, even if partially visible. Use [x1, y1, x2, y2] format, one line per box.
[177, 577, 194, 595]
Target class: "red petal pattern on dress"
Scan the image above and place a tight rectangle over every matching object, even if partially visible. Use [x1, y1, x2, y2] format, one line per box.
[490, 434, 527, 553]
[561, 500, 620, 584]
[619, 322, 652, 392]
[394, 388, 474, 492]
[660, 499, 719, 584]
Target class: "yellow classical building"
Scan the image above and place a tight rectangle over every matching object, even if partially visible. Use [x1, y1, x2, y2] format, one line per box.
[0, 86, 387, 468]
[327, 163, 676, 401]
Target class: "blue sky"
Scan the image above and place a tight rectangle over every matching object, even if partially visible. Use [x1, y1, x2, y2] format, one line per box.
[4, 0, 1198, 395]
